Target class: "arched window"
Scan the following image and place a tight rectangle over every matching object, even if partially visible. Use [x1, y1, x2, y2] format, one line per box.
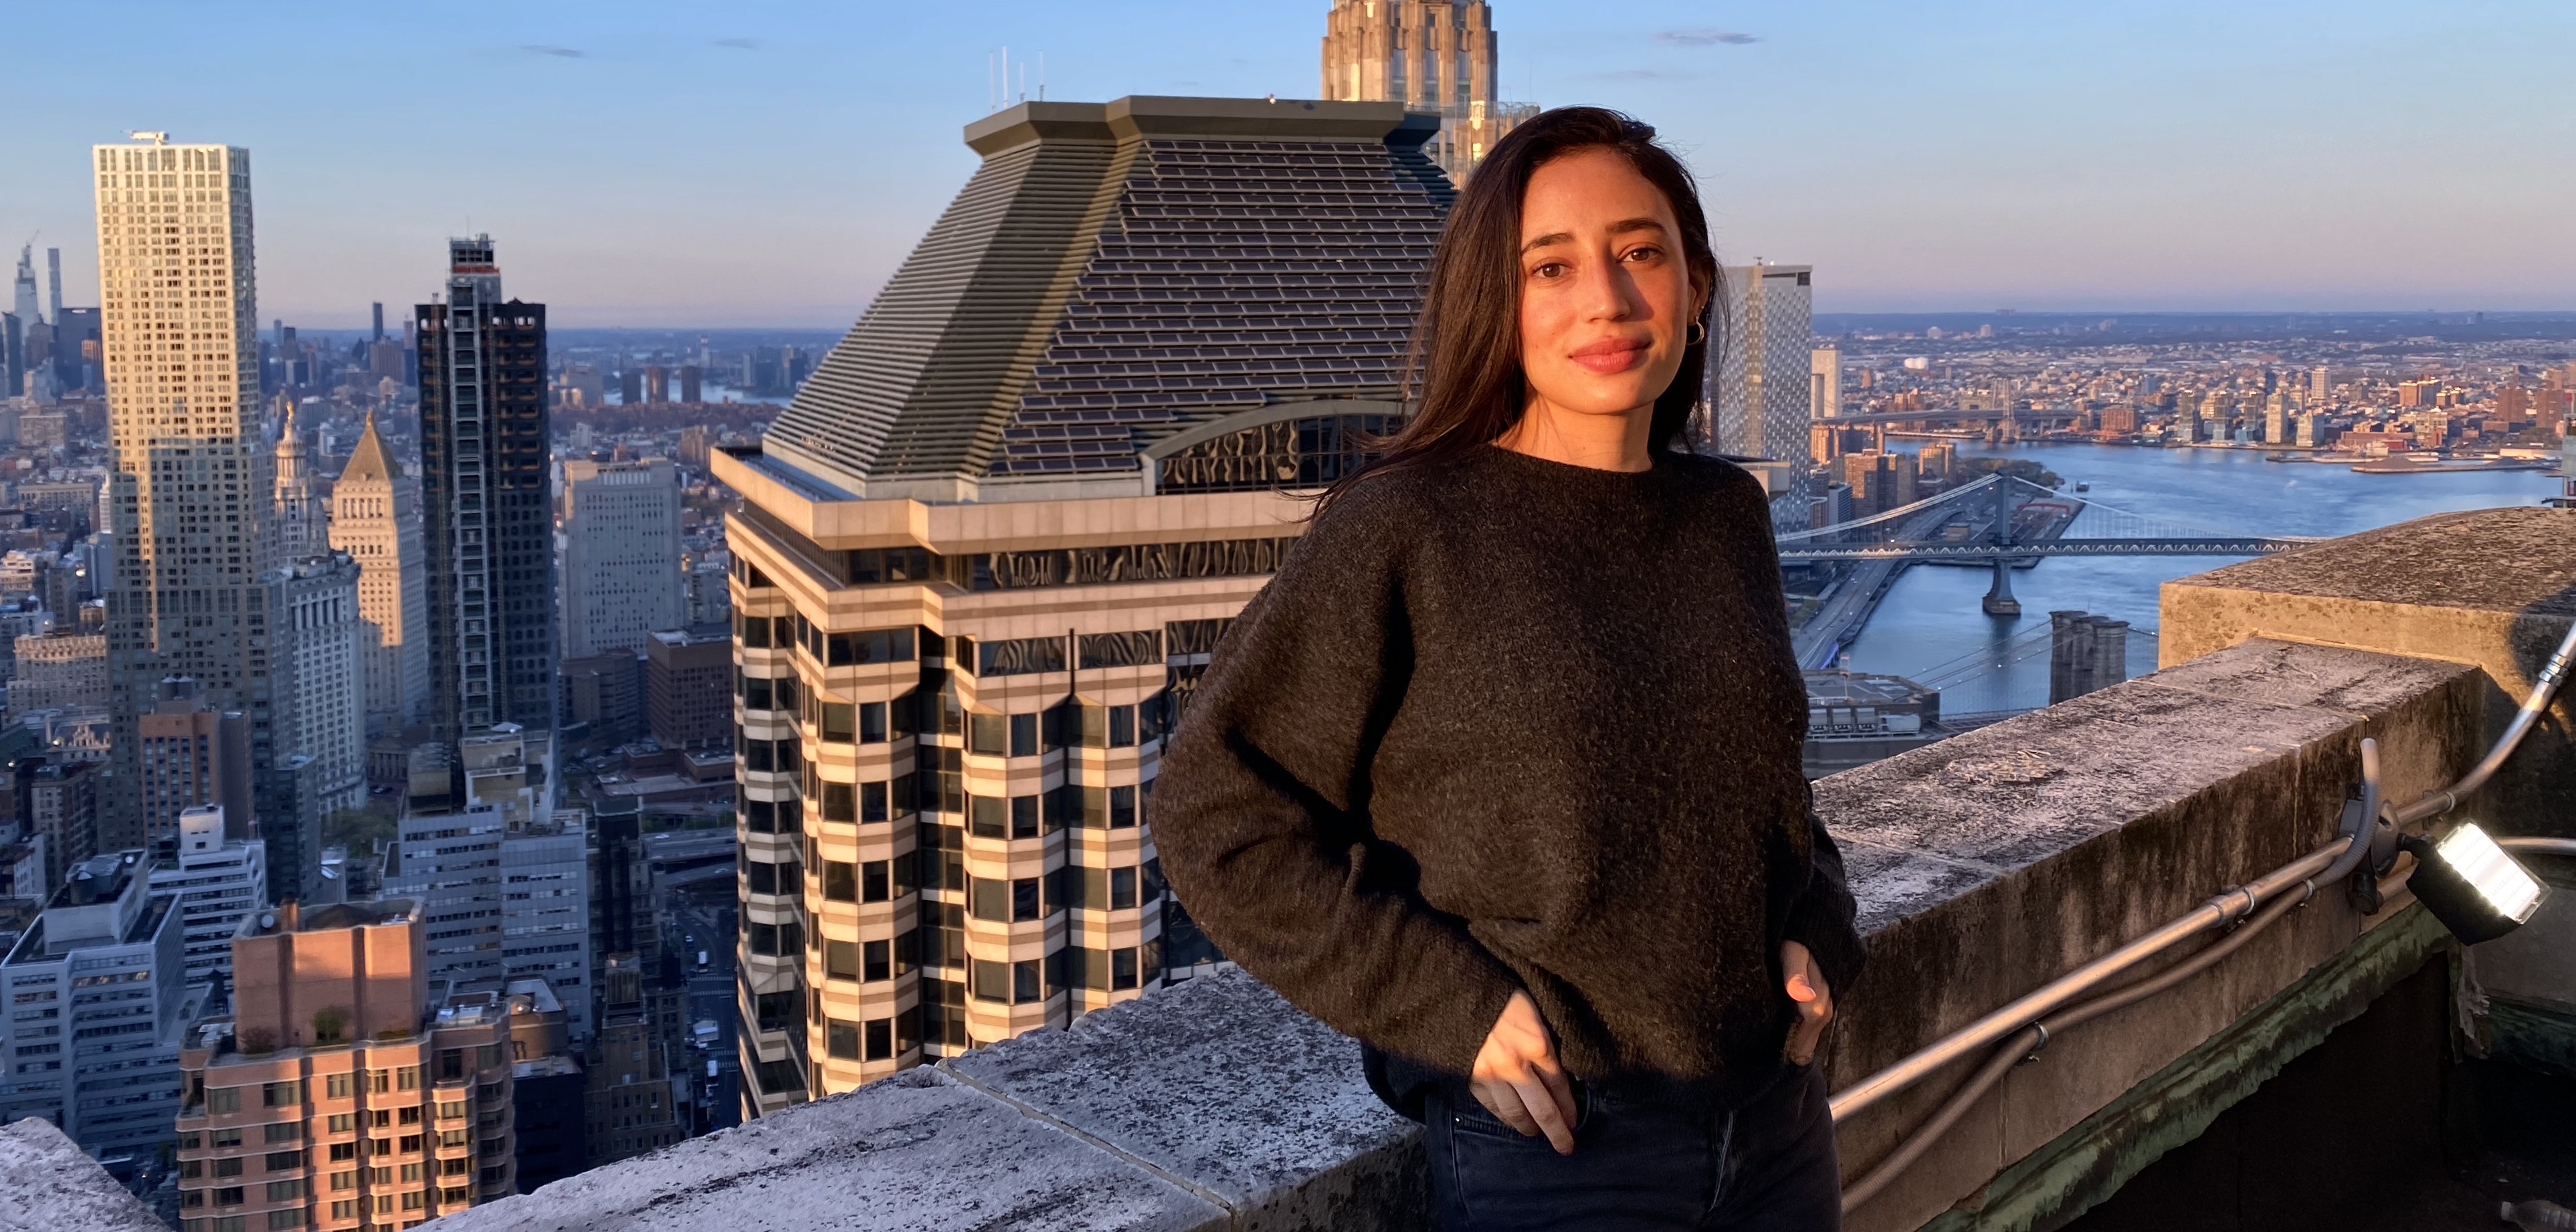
[1155, 413, 1399, 494]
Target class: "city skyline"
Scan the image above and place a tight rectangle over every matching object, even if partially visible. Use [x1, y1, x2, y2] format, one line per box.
[2, 1, 2571, 328]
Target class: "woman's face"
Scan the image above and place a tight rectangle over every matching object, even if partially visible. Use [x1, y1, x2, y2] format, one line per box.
[1515, 146, 1704, 421]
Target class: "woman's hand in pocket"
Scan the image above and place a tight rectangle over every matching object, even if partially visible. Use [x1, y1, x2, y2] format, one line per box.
[1469, 991, 1579, 1154]
[1781, 940, 1834, 1065]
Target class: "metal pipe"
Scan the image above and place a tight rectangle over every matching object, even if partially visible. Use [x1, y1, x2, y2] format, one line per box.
[2394, 618, 2576, 825]
[2500, 837, 2576, 858]
[1841, 887, 2310, 1213]
[2319, 738, 2383, 886]
[1827, 840, 2344, 1123]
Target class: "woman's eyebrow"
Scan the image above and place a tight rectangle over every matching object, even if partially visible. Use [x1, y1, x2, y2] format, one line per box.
[1519, 217, 1669, 255]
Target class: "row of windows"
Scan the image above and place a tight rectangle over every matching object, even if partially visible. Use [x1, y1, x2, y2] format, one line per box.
[821, 934, 916, 983]
[796, 831, 1161, 912]
[811, 938, 1167, 1064]
[736, 613, 914, 667]
[969, 941, 1166, 1004]
[731, 506, 1293, 593]
[740, 672, 1171, 757]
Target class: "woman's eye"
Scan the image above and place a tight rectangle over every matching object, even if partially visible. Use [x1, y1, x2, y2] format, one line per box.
[1622, 245, 1663, 264]
[1528, 262, 1568, 280]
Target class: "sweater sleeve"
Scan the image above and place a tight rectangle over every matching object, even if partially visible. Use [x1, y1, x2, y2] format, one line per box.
[1151, 490, 1524, 1075]
[1781, 797, 1867, 1001]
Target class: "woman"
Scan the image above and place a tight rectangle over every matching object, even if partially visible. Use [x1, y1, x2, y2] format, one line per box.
[1151, 106, 1864, 1231]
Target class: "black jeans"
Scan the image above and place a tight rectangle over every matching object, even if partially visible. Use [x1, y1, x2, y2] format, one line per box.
[1421, 1064, 1842, 1232]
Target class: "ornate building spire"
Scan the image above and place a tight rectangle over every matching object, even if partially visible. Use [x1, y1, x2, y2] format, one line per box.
[274, 403, 330, 559]
[1319, 0, 1533, 181]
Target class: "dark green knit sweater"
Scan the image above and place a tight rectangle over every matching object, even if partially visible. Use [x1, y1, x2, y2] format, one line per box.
[1153, 444, 1864, 1104]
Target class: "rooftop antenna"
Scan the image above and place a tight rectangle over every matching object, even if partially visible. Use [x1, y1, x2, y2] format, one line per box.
[988, 52, 995, 112]
[1039, 52, 1045, 101]
[1001, 46, 1009, 110]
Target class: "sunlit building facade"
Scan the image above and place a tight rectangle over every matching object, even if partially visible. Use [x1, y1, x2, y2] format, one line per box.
[1320, 0, 1537, 181]
[328, 415, 430, 728]
[92, 134, 279, 852]
[1710, 261, 1817, 519]
[175, 900, 518, 1231]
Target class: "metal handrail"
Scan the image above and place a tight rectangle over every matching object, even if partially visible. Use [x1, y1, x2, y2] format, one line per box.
[1826, 838, 2345, 1124]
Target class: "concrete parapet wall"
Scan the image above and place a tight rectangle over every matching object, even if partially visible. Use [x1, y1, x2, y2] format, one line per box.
[2160, 505, 2576, 1086]
[2160, 506, 2575, 839]
[417, 970, 1417, 1232]
[1820, 638, 2482, 1232]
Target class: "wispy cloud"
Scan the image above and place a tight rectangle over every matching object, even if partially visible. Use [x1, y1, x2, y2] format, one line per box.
[520, 44, 584, 58]
[1588, 68, 1699, 82]
[712, 37, 759, 50]
[1656, 29, 1759, 46]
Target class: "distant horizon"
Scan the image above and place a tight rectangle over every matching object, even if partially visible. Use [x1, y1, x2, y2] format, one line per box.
[251, 306, 2576, 337]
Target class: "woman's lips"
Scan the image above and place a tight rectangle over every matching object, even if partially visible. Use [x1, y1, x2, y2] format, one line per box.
[1567, 336, 1650, 375]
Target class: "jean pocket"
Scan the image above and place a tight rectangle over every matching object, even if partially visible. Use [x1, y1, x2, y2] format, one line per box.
[1448, 1084, 1590, 1142]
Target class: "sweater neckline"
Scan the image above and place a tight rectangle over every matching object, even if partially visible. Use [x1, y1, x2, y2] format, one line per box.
[1474, 442, 1672, 485]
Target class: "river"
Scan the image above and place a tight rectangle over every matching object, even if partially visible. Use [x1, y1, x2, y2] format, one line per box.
[1837, 442, 2567, 714]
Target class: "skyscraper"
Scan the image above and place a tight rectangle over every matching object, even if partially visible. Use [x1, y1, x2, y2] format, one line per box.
[279, 553, 367, 819]
[1320, 0, 1535, 181]
[731, 96, 1447, 1117]
[560, 457, 683, 658]
[1710, 262, 1817, 517]
[274, 404, 330, 558]
[328, 414, 429, 728]
[11, 245, 37, 328]
[417, 237, 555, 739]
[94, 135, 278, 853]
[1809, 346, 1842, 421]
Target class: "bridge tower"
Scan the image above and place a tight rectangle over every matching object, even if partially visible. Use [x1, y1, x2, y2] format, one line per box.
[1982, 476, 2022, 617]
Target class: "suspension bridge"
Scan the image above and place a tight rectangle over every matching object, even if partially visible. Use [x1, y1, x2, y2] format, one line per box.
[1778, 473, 2320, 664]
[1778, 473, 2320, 562]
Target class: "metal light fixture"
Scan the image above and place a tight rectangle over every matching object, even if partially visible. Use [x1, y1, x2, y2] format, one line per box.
[2401, 822, 2547, 944]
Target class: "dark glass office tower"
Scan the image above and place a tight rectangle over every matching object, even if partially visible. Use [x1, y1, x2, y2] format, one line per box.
[417, 236, 556, 738]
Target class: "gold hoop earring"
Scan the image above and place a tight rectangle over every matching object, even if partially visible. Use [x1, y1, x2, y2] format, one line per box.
[1688, 320, 1707, 345]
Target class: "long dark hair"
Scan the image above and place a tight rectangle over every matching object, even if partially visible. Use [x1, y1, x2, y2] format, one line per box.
[1322, 106, 1720, 512]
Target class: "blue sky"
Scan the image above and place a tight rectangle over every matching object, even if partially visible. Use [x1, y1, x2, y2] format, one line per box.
[5, 1, 2569, 327]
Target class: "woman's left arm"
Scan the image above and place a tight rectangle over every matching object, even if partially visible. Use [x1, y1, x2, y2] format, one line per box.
[1783, 803, 1866, 997]
[1781, 799, 1866, 1064]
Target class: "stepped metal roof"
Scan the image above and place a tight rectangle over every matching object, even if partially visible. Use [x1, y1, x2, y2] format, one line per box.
[763, 96, 1452, 485]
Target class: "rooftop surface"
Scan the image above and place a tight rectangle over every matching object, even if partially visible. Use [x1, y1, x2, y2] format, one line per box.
[2171, 506, 2576, 615]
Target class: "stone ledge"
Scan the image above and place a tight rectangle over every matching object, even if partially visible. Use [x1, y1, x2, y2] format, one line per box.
[0, 1118, 167, 1232]
[425, 1067, 1227, 1231]
[425, 974, 1420, 1232]
[944, 972, 1425, 1231]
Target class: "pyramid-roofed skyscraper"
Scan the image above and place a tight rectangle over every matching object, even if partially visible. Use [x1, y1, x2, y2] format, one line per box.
[714, 96, 1456, 1118]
